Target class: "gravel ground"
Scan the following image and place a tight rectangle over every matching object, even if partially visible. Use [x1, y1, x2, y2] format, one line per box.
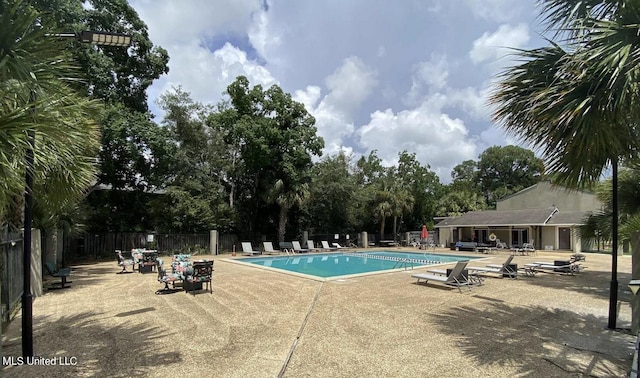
[1, 249, 636, 377]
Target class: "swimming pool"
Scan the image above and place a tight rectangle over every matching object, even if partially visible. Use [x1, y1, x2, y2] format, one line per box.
[238, 251, 479, 279]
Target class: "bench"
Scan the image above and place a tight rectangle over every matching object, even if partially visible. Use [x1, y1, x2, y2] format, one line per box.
[279, 242, 294, 253]
[44, 261, 72, 289]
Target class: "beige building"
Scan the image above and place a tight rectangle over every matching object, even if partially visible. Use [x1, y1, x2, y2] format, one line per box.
[435, 181, 603, 253]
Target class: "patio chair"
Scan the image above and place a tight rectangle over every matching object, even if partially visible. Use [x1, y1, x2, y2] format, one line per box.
[185, 260, 214, 295]
[44, 261, 72, 289]
[521, 241, 536, 256]
[321, 241, 338, 251]
[411, 260, 472, 293]
[467, 255, 517, 279]
[262, 241, 281, 255]
[291, 241, 309, 253]
[241, 242, 261, 256]
[156, 259, 183, 295]
[570, 253, 586, 262]
[116, 250, 134, 274]
[495, 239, 508, 249]
[140, 250, 159, 273]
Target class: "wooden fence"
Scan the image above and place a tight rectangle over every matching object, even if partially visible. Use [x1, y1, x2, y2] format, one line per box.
[1, 234, 23, 325]
[63, 232, 244, 260]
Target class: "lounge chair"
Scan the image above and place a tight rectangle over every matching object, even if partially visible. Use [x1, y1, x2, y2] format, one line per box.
[467, 255, 517, 279]
[332, 242, 352, 249]
[307, 240, 321, 252]
[321, 241, 338, 251]
[411, 260, 473, 293]
[291, 241, 309, 253]
[262, 241, 281, 255]
[241, 242, 261, 256]
[526, 260, 583, 275]
[44, 261, 72, 289]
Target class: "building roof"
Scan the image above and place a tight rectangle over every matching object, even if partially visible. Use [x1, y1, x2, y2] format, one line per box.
[434, 207, 587, 228]
[545, 210, 591, 226]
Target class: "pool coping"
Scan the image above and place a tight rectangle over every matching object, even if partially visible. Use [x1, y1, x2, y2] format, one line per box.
[222, 250, 488, 282]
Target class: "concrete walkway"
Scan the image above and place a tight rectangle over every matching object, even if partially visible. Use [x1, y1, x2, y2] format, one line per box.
[1, 249, 636, 377]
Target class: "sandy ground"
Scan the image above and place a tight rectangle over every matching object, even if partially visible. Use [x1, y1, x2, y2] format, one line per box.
[1, 248, 636, 377]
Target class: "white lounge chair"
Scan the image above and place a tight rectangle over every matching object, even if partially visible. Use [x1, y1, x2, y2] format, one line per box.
[241, 242, 261, 256]
[526, 260, 583, 275]
[467, 255, 517, 279]
[291, 241, 309, 253]
[321, 241, 338, 251]
[307, 240, 321, 252]
[262, 241, 280, 255]
[412, 260, 472, 293]
[332, 242, 351, 249]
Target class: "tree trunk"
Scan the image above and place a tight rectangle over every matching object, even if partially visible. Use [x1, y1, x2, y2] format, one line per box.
[393, 216, 398, 242]
[379, 217, 385, 238]
[277, 205, 288, 243]
[631, 231, 640, 334]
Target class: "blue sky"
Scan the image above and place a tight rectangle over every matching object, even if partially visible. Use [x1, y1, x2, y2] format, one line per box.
[129, 0, 545, 182]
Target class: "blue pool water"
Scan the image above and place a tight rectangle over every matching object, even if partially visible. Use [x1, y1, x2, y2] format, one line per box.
[240, 251, 479, 278]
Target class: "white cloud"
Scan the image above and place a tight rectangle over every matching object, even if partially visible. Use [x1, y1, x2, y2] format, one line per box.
[295, 57, 378, 156]
[470, 24, 530, 66]
[405, 54, 450, 106]
[131, 0, 262, 45]
[148, 42, 277, 117]
[248, 6, 283, 64]
[464, 0, 526, 23]
[324, 57, 378, 116]
[357, 101, 477, 181]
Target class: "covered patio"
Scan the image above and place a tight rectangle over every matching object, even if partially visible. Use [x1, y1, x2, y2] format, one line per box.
[435, 207, 590, 253]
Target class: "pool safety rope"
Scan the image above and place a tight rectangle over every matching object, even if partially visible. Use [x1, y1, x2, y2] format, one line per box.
[344, 252, 439, 266]
[278, 282, 324, 378]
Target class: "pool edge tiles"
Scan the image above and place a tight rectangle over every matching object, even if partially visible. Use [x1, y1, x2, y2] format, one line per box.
[223, 251, 481, 281]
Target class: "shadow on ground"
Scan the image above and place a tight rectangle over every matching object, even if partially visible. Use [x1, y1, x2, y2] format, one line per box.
[517, 268, 634, 304]
[2, 311, 179, 378]
[432, 301, 635, 377]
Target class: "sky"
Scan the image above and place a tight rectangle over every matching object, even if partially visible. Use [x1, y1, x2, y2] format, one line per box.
[128, 0, 547, 183]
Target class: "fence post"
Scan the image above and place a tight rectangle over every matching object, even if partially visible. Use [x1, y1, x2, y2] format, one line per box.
[210, 230, 218, 255]
[361, 232, 368, 249]
[31, 229, 43, 297]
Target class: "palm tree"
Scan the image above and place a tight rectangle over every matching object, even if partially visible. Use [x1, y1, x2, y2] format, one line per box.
[267, 179, 309, 243]
[490, 0, 640, 329]
[0, 1, 102, 230]
[390, 188, 414, 242]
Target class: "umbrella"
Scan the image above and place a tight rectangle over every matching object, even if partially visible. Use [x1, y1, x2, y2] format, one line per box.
[421, 225, 428, 241]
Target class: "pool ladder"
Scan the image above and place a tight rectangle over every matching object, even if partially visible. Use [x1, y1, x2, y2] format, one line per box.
[392, 258, 414, 270]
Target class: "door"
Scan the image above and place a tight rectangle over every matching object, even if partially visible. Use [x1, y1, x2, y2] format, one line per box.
[511, 229, 528, 247]
[559, 227, 571, 250]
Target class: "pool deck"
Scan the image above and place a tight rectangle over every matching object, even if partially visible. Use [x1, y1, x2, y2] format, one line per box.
[1, 248, 636, 377]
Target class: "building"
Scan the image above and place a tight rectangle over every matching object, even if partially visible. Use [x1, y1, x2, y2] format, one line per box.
[434, 181, 603, 253]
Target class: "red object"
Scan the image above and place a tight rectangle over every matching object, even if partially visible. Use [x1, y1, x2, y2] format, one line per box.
[421, 225, 429, 240]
